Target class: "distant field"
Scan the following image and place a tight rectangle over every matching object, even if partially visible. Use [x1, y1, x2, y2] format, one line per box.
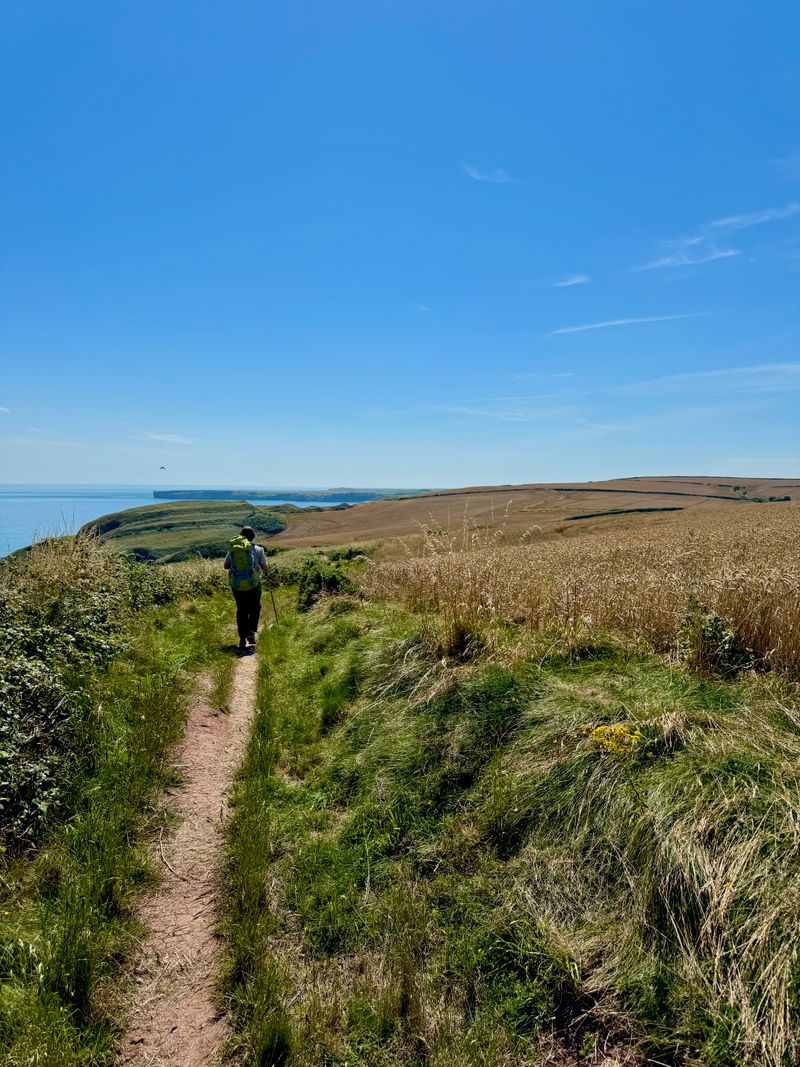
[87, 477, 797, 561]
[271, 474, 796, 547]
[366, 499, 800, 675]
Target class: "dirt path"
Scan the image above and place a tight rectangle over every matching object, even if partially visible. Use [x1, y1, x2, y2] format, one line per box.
[118, 650, 259, 1067]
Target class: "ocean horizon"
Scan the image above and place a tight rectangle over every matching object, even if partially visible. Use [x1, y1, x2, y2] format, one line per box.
[0, 484, 353, 557]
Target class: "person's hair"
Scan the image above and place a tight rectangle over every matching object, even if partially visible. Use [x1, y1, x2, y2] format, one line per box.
[241, 526, 256, 542]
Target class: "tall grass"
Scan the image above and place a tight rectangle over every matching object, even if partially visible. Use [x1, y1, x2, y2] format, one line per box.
[363, 505, 800, 675]
[0, 535, 233, 1064]
[223, 593, 800, 1066]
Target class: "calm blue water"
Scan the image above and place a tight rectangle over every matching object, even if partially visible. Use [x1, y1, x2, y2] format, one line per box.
[0, 485, 350, 557]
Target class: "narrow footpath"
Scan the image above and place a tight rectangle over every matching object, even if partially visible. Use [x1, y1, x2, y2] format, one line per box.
[118, 650, 259, 1067]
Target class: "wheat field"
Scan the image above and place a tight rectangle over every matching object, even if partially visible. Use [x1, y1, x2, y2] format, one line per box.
[364, 503, 800, 676]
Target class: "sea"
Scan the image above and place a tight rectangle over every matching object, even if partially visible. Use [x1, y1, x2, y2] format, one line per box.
[0, 485, 350, 557]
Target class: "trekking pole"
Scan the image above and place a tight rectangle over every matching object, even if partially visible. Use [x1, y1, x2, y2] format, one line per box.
[269, 585, 279, 622]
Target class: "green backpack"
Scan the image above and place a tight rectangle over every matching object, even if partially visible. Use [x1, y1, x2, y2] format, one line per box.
[228, 535, 260, 591]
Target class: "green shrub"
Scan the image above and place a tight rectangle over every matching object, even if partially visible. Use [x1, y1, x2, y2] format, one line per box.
[326, 546, 367, 562]
[297, 559, 355, 612]
[678, 599, 755, 676]
[0, 536, 223, 856]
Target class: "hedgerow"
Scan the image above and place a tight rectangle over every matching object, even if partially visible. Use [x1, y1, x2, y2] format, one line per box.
[0, 535, 223, 855]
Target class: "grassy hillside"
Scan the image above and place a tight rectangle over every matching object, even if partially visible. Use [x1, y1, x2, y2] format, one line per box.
[153, 487, 427, 503]
[5, 495, 799, 1065]
[79, 499, 293, 562]
[224, 595, 800, 1066]
[78, 477, 796, 564]
[221, 503, 800, 1064]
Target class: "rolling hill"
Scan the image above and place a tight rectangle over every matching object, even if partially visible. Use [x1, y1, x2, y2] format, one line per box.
[83, 476, 796, 559]
[79, 500, 295, 562]
[270, 474, 796, 547]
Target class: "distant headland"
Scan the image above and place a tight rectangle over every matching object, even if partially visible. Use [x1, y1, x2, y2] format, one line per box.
[153, 488, 429, 503]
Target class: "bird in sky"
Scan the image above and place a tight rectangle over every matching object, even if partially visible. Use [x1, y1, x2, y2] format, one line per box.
[159, 466, 166, 470]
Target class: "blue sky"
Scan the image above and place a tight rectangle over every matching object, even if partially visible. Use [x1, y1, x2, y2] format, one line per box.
[1, 0, 798, 487]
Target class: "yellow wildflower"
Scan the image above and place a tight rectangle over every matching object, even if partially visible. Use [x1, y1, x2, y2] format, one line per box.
[590, 723, 644, 757]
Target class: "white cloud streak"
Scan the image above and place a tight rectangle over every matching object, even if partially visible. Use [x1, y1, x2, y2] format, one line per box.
[633, 247, 740, 271]
[634, 201, 800, 272]
[0, 406, 10, 414]
[461, 163, 519, 184]
[0, 435, 79, 449]
[711, 201, 800, 232]
[607, 362, 800, 398]
[134, 432, 197, 446]
[549, 313, 701, 337]
[430, 402, 578, 423]
[554, 274, 590, 287]
[412, 363, 799, 432]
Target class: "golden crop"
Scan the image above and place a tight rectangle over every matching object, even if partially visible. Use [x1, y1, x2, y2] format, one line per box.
[364, 503, 800, 675]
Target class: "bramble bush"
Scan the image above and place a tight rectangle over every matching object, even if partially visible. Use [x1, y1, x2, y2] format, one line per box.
[0, 534, 222, 855]
[297, 558, 356, 612]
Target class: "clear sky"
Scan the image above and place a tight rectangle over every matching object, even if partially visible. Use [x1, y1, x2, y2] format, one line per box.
[1, 1, 798, 487]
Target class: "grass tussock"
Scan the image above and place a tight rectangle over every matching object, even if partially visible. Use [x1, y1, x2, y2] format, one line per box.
[223, 594, 800, 1066]
[363, 505, 800, 676]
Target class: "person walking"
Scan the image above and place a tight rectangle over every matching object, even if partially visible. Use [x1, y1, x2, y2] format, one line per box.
[224, 525, 270, 651]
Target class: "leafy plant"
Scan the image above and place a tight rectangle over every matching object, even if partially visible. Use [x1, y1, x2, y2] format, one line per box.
[678, 599, 755, 676]
[297, 558, 355, 612]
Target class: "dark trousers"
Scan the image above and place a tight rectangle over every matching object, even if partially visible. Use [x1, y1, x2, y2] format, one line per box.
[232, 585, 262, 641]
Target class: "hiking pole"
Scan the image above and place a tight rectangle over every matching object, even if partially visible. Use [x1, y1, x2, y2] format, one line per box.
[269, 585, 279, 622]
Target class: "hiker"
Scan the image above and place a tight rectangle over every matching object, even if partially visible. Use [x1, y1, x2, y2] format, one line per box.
[224, 526, 270, 650]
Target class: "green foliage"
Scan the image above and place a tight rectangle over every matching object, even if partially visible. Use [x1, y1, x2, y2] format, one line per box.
[80, 499, 288, 562]
[0, 556, 233, 1065]
[325, 546, 368, 562]
[297, 558, 355, 612]
[678, 598, 756, 676]
[0, 658, 86, 848]
[0, 538, 223, 856]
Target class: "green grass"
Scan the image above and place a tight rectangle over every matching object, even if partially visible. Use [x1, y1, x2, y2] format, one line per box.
[223, 596, 800, 1066]
[0, 591, 234, 1066]
[80, 499, 292, 562]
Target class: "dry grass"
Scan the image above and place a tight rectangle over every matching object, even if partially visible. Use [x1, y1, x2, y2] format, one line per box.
[362, 504, 800, 676]
[271, 476, 798, 549]
[1, 529, 120, 602]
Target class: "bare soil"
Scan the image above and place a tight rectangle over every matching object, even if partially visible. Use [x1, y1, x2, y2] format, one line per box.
[117, 649, 259, 1066]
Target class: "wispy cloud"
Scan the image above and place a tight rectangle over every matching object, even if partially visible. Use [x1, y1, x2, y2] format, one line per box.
[131, 432, 197, 446]
[608, 362, 800, 398]
[711, 201, 800, 232]
[574, 416, 628, 432]
[512, 371, 575, 382]
[404, 363, 799, 438]
[634, 200, 800, 272]
[633, 247, 740, 271]
[549, 313, 701, 337]
[414, 303, 431, 312]
[0, 406, 9, 414]
[461, 163, 520, 184]
[553, 273, 590, 287]
[0, 434, 79, 449]
[429, 402, 578, 423]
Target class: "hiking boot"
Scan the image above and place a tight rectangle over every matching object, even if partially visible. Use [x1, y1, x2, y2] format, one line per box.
[247, 632, 257, 646]
[238, 638, 247, 651]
